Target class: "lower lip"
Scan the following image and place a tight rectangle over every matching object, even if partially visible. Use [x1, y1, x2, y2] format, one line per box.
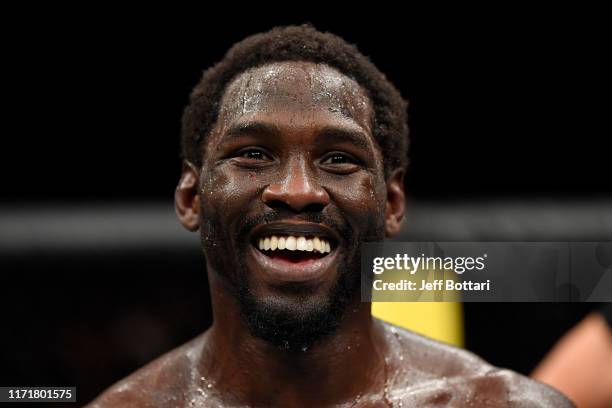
[248, 244, 338, 284]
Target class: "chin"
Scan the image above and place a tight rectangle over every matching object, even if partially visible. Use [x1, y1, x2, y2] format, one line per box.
[236, 263, 357, 352]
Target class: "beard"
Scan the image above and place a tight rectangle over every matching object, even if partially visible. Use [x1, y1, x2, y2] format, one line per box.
[201, 207, 385, 353]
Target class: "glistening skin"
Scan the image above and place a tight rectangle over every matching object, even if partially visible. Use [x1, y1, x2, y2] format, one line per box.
[88, 35, 574, 406]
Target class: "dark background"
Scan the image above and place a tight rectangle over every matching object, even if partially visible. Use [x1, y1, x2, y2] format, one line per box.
[1, 8, 609, 406]
[2, 8, 609, 201]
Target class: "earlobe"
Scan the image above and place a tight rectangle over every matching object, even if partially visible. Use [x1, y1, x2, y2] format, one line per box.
[385, 168, 406, 238]
[175, 160, 201, 232]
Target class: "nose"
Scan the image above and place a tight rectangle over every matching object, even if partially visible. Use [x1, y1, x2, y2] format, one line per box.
[262, 162, 330, 212]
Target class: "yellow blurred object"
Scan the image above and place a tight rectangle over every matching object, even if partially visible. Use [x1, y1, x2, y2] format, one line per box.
[372, 302, 464, 347]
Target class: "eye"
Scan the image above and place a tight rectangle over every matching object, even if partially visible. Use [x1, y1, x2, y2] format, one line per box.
[235, 148, 272, 161]
[320, 152, 362, 174]
[227, 147, 274, 168]
[321, 152, 358, 165]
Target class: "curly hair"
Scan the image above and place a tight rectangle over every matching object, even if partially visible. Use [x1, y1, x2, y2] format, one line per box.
[181, 24, 409, 176]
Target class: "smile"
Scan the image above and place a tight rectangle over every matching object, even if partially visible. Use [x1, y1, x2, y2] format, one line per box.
[248, 223, 340, 284]
[257, 235, 332, 253]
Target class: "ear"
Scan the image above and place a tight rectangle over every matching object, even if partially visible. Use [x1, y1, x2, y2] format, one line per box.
[385, 168, 406, 238]
[175, 160, 201, 232]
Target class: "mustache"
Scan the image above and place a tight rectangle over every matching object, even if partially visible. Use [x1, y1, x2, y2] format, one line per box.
[236, 209, 351, 244]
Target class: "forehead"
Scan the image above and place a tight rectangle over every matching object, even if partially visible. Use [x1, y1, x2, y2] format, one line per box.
[214, 61, 373, 137]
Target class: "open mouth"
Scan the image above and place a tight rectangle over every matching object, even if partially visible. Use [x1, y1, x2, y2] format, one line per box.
[255, 234, 334, 264]
[247, 222, 340, 283]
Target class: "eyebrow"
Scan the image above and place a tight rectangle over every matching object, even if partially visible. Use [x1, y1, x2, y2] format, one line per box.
[318, 126, 372, 151]
[224, 121, 282, 141]
[222, 121, 373, 151]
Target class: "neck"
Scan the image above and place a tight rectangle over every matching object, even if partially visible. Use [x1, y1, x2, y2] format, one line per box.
[198, 272, 389, 407]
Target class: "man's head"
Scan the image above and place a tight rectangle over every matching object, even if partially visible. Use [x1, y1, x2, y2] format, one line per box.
[175, 25, 408, 352]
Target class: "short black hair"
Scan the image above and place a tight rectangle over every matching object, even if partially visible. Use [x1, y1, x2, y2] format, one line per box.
[181, 24, 409, 176]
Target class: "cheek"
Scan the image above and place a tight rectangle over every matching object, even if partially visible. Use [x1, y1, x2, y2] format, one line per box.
[199, 166, 262, 216]
[327, 172, 386, 223]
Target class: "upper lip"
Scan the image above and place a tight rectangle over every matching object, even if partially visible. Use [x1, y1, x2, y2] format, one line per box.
[249, 221, 340, 247]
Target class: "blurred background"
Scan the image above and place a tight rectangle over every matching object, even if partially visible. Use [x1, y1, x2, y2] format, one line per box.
[1, 7, 610, 406]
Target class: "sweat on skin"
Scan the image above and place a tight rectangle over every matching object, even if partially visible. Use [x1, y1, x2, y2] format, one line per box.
[87, 61, 573, 408]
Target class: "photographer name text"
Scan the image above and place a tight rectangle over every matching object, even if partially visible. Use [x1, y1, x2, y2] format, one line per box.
[373, 279, 491, 291]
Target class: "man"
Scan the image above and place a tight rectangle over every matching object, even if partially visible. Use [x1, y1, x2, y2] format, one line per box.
[90, 25, 572, 407]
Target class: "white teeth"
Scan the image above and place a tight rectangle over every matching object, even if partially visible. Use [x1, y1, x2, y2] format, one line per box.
[270, 236, 278, 250]
[313, 236, 321, 252]
[296, 236, 307, 251]
[256, 235, 332, 254]
[286, 236, 297, 251]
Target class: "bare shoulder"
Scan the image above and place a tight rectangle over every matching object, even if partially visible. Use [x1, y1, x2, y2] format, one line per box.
[379, 320, 495, 378]
[467, 368, 575, 407]
[85, 334, 206, 408]
[380, 321, 574, 407]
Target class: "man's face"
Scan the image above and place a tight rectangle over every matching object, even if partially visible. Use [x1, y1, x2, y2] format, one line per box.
[197, 61, 389, 349]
